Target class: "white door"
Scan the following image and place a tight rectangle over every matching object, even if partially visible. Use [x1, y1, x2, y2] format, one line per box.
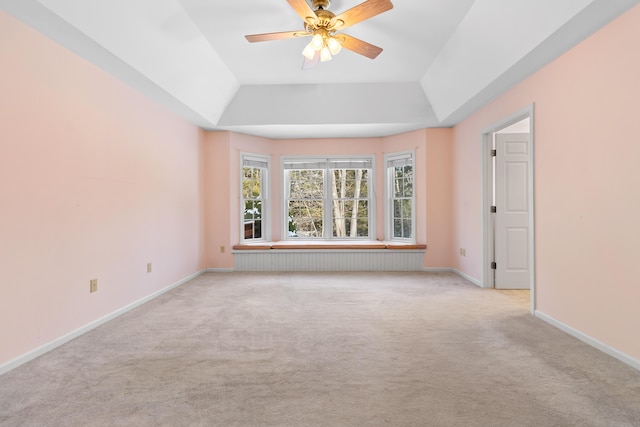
[494, 133, 531, 289]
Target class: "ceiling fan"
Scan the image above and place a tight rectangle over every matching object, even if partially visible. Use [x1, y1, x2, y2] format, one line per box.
[245, 0, 393, 67]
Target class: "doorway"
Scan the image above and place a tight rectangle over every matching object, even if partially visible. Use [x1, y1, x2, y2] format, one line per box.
[482, 105, 535, 313]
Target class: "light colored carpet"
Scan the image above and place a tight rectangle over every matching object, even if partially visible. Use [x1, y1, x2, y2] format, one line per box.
[1, 272, 639, 426]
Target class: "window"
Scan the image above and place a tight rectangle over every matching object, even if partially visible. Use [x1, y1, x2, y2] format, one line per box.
[284, 157, 373, 239]
[241, 154, 269, 242]
[386, 151, 415, 241]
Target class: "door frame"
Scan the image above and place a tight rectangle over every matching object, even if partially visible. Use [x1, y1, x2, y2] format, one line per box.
[481, 104, 535, 313]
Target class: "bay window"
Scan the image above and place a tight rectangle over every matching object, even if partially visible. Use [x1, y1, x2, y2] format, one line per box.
[284, 157, 373, 239]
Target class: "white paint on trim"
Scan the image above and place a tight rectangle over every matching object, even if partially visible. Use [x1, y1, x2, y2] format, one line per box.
[0, 270, 205, 376]
[452, 268, 483, 287]
[535, 310, 640, 372]
[422, 267, 453, 273]
[206, 268, 235, 273]
[423, 267, 483, 287]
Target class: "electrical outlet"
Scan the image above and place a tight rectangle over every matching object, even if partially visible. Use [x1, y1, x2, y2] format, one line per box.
[220, 246, 225, 253]
[460, 248, 466, 257]
[90, 279, 98, 293]
[147, 262, 152, 273]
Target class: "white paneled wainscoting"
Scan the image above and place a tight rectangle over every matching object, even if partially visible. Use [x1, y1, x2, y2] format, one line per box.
[233, 249, 426, 272]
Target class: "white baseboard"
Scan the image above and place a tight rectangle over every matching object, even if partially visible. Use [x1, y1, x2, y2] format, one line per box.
[0, 269, 205, 376]
[452, 268, 483, 287]
[535, 310, 640, 372]
[422, 267, 453, 273]
[422, 267, 483, 287]
[206, 268, 235, 273]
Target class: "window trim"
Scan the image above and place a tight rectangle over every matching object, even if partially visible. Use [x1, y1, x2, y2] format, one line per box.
[385, 150, 416, 243]
[282, 155, 376, 241]
[240, 152, 270, 243]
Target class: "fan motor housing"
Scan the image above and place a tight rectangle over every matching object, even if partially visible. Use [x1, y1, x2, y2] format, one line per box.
[305, 7, 336, 32]
[311, 0, 330, 9]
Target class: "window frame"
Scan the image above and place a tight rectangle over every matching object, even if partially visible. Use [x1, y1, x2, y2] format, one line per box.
[282, 155, 375, 240]
[240, 153, 270, 243]
[385, 150, 416, 243]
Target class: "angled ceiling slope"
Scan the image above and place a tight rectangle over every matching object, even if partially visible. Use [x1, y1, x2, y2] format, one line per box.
[1, 0, 638, 138]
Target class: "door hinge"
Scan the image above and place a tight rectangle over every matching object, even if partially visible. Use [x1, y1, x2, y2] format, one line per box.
[491, 262, 497, 270]
[491, 149, 497, 157]
[491, 206, 497, 213]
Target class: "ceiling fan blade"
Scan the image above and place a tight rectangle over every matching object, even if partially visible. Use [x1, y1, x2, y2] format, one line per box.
[287, 0, 318, 25]
[245, 31, 310, 43]
[335, 34, 383, 59]
[302, 50, 321, 70]
[332, 0, 393, 31]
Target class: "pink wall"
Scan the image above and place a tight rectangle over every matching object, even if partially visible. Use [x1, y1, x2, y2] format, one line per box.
[424, 128, 453, 268]
[202, 131, 233, 268]
[0, 12, 205, 366]
[452, 4, 640, 359]
[203, 130, 453, 269]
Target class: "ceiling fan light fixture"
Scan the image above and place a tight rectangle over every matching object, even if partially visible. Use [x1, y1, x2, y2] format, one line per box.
[311, 33, 324, 50]
[327, 37, 342, 55]
[248, 0, 394, 66]
[320, 46, 333, 62]
[302, 43, 317, 60]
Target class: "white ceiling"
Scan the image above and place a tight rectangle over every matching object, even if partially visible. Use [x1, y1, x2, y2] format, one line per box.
[1, 0, 638, 138]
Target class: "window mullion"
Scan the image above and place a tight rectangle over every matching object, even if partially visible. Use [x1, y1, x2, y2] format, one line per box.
[284, 170, 290, 238]
[324, 163, 331, 239]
